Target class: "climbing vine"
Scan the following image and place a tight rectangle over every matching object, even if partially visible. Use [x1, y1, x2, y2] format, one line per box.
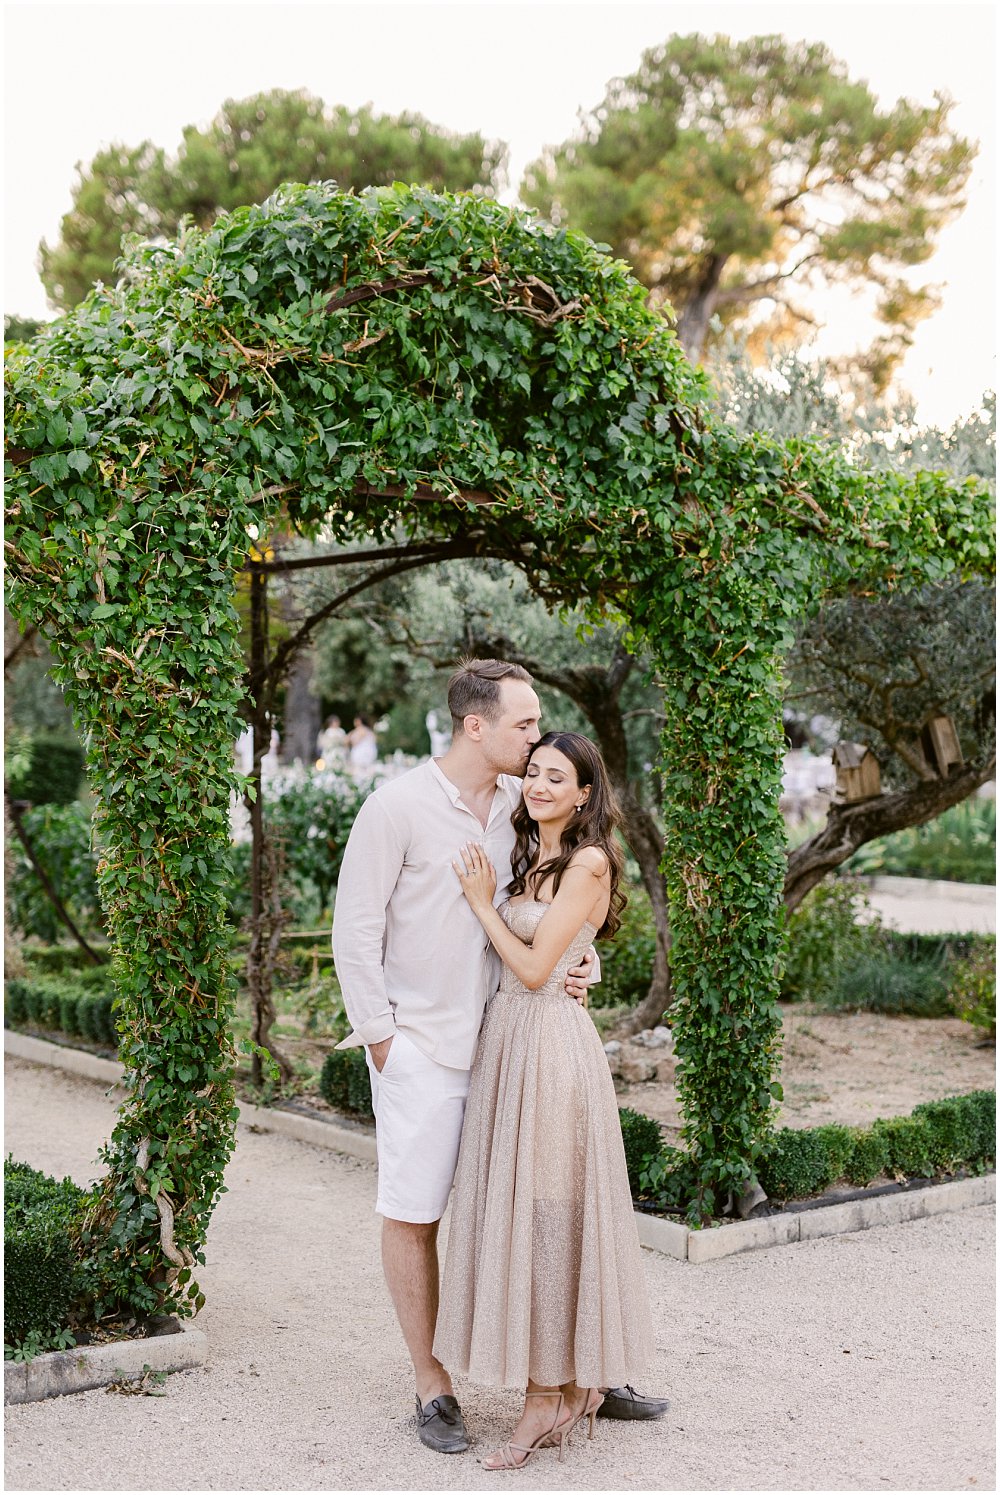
[5, 181, 992, 1306]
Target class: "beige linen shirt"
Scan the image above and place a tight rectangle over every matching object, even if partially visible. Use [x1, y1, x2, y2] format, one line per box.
[332, 759, 522, 1070]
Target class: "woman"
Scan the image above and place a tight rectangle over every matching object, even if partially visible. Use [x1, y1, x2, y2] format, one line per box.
[434, 732, 655, 1471]
[345, 713, 378, 772]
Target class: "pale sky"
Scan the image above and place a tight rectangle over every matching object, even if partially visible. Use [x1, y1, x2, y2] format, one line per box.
[3, 0, 996, 427]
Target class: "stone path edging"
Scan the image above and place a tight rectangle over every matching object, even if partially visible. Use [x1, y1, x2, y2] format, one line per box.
[4, 1321, 208, 1406]
[5, 1029, 993, 1266]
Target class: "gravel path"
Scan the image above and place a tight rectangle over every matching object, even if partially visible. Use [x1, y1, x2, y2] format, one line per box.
[4, 1056, 995, 1492]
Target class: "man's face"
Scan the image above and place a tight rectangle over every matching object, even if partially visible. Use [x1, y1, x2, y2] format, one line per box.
[473, 679, 542, 776]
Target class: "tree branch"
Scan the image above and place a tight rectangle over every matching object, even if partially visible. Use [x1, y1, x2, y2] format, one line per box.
[784, 755, 996, 910]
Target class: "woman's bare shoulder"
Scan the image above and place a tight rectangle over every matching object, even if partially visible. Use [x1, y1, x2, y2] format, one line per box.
[568, 844, 611, 879]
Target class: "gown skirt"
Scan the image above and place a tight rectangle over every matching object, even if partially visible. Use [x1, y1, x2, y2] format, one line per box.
[433, 900, 655, 1389]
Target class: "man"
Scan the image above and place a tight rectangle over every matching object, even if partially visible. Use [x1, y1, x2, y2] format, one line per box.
[332, 659, 668, 1452]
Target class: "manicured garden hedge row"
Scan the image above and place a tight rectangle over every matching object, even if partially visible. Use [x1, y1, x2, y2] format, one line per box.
[4, 1158, 91, 1356]
[637, 1090, 995, 1216]
[5, 975, 118, 1047]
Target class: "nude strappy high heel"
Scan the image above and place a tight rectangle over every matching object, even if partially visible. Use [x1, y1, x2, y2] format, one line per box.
[482, 1390, 572, 1471]
[569, 1388, 604, 1441]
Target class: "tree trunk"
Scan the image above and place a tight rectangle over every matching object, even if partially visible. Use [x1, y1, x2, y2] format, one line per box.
[784, 757, 996, 910]
[245, 564, 295, 1088]
[674, 253, 729, 360]
[281, 643, 321, 765]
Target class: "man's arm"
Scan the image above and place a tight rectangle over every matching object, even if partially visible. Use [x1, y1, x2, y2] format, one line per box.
[331, 795, 404, 1056]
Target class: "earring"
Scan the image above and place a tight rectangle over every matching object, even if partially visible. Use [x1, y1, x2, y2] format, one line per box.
[575, 803, 584, 812]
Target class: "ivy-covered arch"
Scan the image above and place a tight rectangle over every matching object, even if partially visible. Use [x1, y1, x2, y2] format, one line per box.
[5, 183, 991, 1313]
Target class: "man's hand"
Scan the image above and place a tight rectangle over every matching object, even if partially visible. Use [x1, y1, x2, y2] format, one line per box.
[369, 1035, 394, 1073]
[564, 948, 595, 1007]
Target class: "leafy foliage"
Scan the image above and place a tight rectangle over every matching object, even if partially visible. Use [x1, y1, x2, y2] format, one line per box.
[4, 1158, 92, 1356]
[618, 1106, 664, 1194]
[4, 315, 44, 345]
[265, 765, 371, 916]
[523, 33, 974, 372]
[751, 1090, 995, 1203]
[318, 1047, 374, 1118]
[5, 975, 118, 1045]
[5, 179, 992, 1309]
[780, 877, 880, 1004]
[4, 732, 85, 805]
[948, 937, 996, 1041]
[6, 802, 104, 943]
[593, 886, 658, 1008]
[40, 90, 505, 309]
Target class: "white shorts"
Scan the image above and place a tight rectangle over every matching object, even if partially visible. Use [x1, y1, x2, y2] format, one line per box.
[365, 1030, 471, 1223]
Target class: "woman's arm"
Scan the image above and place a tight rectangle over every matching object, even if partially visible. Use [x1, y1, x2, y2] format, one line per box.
[453, 843, 609, 991]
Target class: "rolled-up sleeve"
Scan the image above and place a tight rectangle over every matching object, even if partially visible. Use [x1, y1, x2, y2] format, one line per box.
[332, 795, 404, 1049]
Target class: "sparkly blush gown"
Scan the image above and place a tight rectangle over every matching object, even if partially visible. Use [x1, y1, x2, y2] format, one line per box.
[433, 899, 655, 1389]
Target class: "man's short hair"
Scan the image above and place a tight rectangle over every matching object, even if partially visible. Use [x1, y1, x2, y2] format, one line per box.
[447, 658, 533, 733]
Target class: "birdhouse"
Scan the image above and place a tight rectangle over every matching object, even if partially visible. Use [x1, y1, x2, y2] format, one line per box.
[832, 742, 882, 803]
[920, 715, 964, 778]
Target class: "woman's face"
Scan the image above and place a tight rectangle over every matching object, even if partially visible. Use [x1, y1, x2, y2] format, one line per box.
[521, 745, 590, 825]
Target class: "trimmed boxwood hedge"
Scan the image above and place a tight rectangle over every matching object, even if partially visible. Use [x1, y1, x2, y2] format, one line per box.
[619, 1107, 664, 1194]
[4, 1158, 92, 1354]
[5, 976, 118, 1047]
[636, 1090, 995, 1214]
[318, 1047, 374, 1119]
[756, 1090, 995, 1202]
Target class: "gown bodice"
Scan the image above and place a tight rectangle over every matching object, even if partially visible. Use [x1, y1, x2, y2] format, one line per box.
[496, 899, 598, 999]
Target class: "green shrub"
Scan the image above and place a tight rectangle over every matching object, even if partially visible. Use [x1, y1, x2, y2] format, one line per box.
[5, 977, 117, 1048]
[817, 942, 953, 1017]
[618, 1107, 664, 1194]
[318, 1048, 374, 1118]
[844, 1127, 891, 1186]
[781, 878, 882, 1004]
[613, 1090, 994, 1219]
[811, 1123, 855, 1181]
[4, 1158, 90, 1353]
[4, 979, 31, 1028]
[22, 945, 110, 977]
[872, 1116, 937, 1179]
[22, 979, 64, 1030]
[6, 803, 104, 943]
[594, 889, 657, 1009]
[757, 1127, 836, 1201]
[638, 1144, 701, 1214]
[5, 733, 85, 806]
[268, 768, 372, 917]
[849, 797, 996, 885]
[58, 991, 82, 1038]
[76, 992, 116, 1046]
[952, 1090, 996, 1166]
[949, 937, 996, 1040]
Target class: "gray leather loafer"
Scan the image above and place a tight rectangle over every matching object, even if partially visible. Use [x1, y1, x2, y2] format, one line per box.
[415, 1394, 470, 1453]
[597, 1384, 670, 1420]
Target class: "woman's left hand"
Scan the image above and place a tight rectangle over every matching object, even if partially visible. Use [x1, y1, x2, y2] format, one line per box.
[452, 842, 497, 912]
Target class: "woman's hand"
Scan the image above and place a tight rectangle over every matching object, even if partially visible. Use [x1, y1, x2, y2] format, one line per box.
[452, 842, 497, 913]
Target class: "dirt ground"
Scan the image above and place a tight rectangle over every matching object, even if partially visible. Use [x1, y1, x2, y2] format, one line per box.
[265, 1002, 996, 1144]
[611, 1005, 996, 1140]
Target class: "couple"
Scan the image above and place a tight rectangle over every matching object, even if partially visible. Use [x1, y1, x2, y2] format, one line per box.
[332, 659, 662, 1470]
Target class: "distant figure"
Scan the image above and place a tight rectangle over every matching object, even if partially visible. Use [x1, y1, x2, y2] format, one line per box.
[346, 714, 378, 773]
[318, 714, 348, 768]
[425, 709, 452, 758]
[261, 726, 281, 778]
[235, 726, 254, 775]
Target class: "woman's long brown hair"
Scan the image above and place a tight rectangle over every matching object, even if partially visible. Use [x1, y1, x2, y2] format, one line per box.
[508, 732, 627, 938]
